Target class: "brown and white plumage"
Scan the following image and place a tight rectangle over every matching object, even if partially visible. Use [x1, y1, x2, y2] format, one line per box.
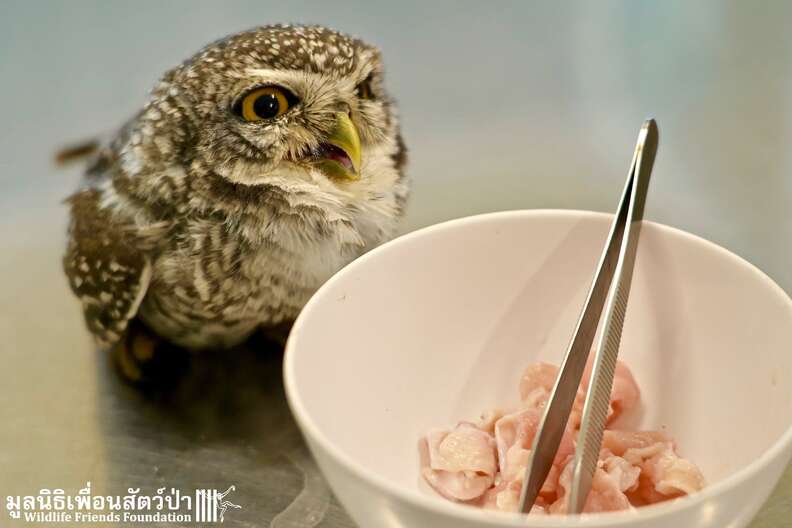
[63, 24, 408, 352]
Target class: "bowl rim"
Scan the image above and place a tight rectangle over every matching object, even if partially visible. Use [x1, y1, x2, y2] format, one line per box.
[284, 209, 792, 527]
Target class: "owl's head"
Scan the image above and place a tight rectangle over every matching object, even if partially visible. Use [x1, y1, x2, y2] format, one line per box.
[123, 24, 406, 219]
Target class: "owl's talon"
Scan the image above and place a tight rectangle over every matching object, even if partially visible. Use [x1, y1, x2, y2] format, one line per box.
[108, 320, 193, 387]
[131, 332, 156, 362]
[110, 320, 168, 384]
[112, 340, 143, 382]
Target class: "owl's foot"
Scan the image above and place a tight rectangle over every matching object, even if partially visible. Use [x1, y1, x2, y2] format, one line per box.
[111, 320, 188, 384]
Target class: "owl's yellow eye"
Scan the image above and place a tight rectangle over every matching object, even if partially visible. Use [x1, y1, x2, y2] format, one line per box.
[236, 86, 295, 121]
[356, 75, 373, 100]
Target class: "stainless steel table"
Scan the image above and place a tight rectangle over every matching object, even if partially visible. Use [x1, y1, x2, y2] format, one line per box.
[0, 241, 356, 527]
[0, 240, 789, 527]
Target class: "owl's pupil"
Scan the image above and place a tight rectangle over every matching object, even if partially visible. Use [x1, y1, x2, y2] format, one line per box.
[253, 94, 280, 118]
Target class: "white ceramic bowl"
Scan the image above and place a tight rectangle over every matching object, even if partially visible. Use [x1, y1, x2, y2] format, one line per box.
[284, 210, 792, 528]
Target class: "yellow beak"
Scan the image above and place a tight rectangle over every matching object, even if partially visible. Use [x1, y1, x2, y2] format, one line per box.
[317, 112, 362, 181]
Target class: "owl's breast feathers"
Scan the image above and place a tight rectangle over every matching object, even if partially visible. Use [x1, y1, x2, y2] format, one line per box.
[65, 140, 405, 349]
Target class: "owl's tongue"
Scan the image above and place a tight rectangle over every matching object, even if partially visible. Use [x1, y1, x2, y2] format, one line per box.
[316, 143, 355, 172]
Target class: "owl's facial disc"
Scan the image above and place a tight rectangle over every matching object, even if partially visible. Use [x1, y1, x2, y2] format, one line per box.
[306, 112, 362, 181]
[232, 82, 362, 182]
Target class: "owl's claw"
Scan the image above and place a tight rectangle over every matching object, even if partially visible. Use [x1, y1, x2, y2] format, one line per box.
[110, 320, 185, 385]
[111, 321, 160, 383]
[112, 338, 144, 382]
[131, 331, 157, 362]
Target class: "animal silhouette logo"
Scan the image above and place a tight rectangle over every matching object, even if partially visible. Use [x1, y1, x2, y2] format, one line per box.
[195, 485, 241, 523]
[215, 486, 241, 522]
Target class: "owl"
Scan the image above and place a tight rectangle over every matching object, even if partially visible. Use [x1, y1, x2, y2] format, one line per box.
[62, 25, 409, 381]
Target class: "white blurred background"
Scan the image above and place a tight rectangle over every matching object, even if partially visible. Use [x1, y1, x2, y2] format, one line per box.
[1, 0, 790, 291]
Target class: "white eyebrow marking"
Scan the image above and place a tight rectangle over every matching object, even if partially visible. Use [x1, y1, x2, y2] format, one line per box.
[245, 68, 283, 77]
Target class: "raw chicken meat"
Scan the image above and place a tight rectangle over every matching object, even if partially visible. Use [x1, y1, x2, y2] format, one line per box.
[421, 423, 498, 501]
[519, 360, 641, 428]
[421, 361, 705, 514]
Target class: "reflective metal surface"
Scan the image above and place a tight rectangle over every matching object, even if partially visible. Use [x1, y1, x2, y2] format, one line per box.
[1, 231, 789, 528]
[0, 242, 356, 526]
[521, 120, 657, 513]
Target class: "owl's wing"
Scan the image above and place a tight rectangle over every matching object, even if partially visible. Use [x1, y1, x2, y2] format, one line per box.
[63, 188, 152, 347]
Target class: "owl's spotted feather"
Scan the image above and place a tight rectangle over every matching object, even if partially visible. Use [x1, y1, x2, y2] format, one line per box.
[63, 24, 408, 353]
[64, 189, 153, 346]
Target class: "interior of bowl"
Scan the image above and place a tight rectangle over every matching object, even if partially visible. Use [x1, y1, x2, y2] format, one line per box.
[287, 210, 792, 515]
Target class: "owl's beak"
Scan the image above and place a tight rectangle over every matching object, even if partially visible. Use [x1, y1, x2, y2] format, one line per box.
[315, 112, 362, 181]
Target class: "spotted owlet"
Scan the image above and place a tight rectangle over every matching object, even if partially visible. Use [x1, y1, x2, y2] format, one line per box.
[62, 25, 409, 380]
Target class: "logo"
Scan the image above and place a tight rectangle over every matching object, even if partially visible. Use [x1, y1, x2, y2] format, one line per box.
[5, 482, 242, 524]
[195, 486, 241, 523]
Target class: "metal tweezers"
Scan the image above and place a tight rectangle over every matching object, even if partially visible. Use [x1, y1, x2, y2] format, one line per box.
[518, 120, 659, 514]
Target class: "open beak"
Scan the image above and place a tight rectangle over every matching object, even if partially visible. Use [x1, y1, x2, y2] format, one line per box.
[313, 112, 362, 181]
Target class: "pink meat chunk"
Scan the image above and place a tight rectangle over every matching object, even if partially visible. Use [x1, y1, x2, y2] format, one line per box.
[580, 356, 641, 422]
[421, 361, 705, 514]
[602, 429, 673, 455]
[551, 456, 638, 514]
[478, 480, 548, 514]
[422, 423, 498, 501]
[519, 363, 560, 404]
[493, 408, 541, 480]
[519, 360, 640, 428]
[475, 408, 509, 435]
[577, 359, 641, 425]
